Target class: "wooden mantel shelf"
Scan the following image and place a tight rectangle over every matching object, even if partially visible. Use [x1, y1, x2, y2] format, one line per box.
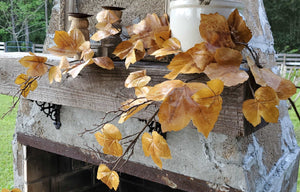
[0, 52, 256, 137]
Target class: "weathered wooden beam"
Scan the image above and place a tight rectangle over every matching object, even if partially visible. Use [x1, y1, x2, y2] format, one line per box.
[0, 52, 249, 136]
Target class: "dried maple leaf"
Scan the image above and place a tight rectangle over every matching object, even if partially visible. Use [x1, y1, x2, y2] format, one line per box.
[191, 79, 224, 137]
[93, 57, 114, 70]
[227, 9, 252, 50]
[48, 66, 62, 84]
[142, 131, 171, 169]
[95, 124, 123, 157]
[151, 37, 181, 58]
[58, 56, 70, 70]
[15, 74, 38, 97]
[154, 30, 171, 48]
[199, 13, 235, 48]
[97, 164, 119, 191]
[48, 29, 86, 57]
[164, 43, 214, 79]
[19, 52, 48, 77]
[146, 80, 185, 101]
[67, 59, 93, 78]
[247, 57, 296, 100]
[124, 70, 151, 88]
[135, 86, 152, 98]
[79, 41, 95, 63]
[113, 40, 145, 68]
[91, 23, 120, 41]
[204, 48, 248, 86]
[118, 98, 150, 124]
[243, 86, 279, 127]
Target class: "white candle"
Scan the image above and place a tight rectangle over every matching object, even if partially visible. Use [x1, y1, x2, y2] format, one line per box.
[169, 0, 243, 51]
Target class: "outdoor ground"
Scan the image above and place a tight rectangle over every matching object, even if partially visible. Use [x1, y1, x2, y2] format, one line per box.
[0, 93, 299, 191]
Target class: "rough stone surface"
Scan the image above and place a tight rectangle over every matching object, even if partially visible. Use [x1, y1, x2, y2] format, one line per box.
[11, 0, 300, 191]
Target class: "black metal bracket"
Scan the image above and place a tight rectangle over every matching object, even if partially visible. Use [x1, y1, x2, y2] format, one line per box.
[35, 101, 62, 129]
[139, 119, 167, 139]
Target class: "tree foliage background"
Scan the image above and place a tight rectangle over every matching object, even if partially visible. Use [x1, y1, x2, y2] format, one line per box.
[0, 0, 53, 44]
[264, 0, 300, 53]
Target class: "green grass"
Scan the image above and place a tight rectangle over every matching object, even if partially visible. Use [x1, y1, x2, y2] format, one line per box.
[0, 94, 18, 190]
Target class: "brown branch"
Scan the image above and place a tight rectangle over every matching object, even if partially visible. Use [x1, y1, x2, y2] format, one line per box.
[289, 98, 300, 121]
[112, 109, 159, 170]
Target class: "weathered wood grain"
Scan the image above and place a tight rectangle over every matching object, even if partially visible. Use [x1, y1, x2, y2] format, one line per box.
[0, 53, 246, 136]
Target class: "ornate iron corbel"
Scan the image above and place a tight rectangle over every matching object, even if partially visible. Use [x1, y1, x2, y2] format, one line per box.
[35, 101, 62, 129]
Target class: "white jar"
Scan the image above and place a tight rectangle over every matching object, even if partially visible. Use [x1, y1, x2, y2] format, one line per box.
[169, 0, 244, 51]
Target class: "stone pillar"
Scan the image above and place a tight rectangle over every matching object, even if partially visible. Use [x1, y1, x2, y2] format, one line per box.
[16, 0, 300, 192]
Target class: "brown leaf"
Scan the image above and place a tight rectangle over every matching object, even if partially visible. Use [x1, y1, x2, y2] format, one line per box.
[243, 87, 279, 127]
[118, 98, 150, 124]
[48, 66, 62, 84]
[164, 43, 214, 79]
[91, 23, 120, 41]
[199, 13, 235, 48]
[125, 70, 151, 88]
[135, 86, 151, 98]
[142, 131, 171, 169]
[93, 57, 114, 70]
[151, 37, 181, 58]
[67, 59, 93, 78]
[247, 57, 296, 100]
[146, 80, 185, 101]
[227, 9, 252, 50]
[97, 164, 119, 190]
[204, 63, 249, 87]
[19, 52, 48, 77]
[214, 47, 242, 66]
[95, 124, 123, 157]
[113, 40, 145, 68]
[48, 29, 85, 57]
[158, 82, 213, 134]
[154, 30, 171, 48]
[15, 74, 38, 97]
[58, 56, 70, 70]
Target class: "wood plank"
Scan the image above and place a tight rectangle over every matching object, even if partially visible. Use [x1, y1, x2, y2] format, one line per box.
[0, 53, 247, 136]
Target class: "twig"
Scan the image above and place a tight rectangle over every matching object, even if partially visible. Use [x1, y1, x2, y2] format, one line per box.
[247, 80, 255, 98]
[112, 109, 159, 170]
[288, 98, 300, 121]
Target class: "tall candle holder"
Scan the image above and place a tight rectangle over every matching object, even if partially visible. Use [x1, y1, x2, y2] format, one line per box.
[168, 0, 244, 51]
[68, 13, 93, 41]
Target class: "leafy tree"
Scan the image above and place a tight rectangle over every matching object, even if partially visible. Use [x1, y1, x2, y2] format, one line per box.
[264, 0, 300, 53]
[0, 0, 53, 44]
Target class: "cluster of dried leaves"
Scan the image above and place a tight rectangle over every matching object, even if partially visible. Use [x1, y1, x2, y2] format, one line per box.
[13, 8, 297, 191]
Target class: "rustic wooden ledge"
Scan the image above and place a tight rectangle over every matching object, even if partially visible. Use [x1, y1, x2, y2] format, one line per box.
[0, 52, 260, 137]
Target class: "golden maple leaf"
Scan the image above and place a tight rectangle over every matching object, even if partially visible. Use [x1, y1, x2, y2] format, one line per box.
[97, 164, 119, 191]
[124, 70, 151, 88]
[204, 47, 248, 86]
[164, 43, 214, 79]
[48, 29, 86, 57]
[227, 9, 252, 50]
[19, 52, 48, 77]
[113, 40, 145, 68]
[247, 57, 296, 100]
[1, 189, 22, 192]
[151, 37, 181, 58]
[93, 57, 115, 70]
[15, 74, 38, 97]
[243, 86, 279, 127]
[95, 124, 123, 157]
[48, 66, 62, 84]
[142, 131, 171, 169]
[199, 13, 235, 48]
[118, 98, 150, 124]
